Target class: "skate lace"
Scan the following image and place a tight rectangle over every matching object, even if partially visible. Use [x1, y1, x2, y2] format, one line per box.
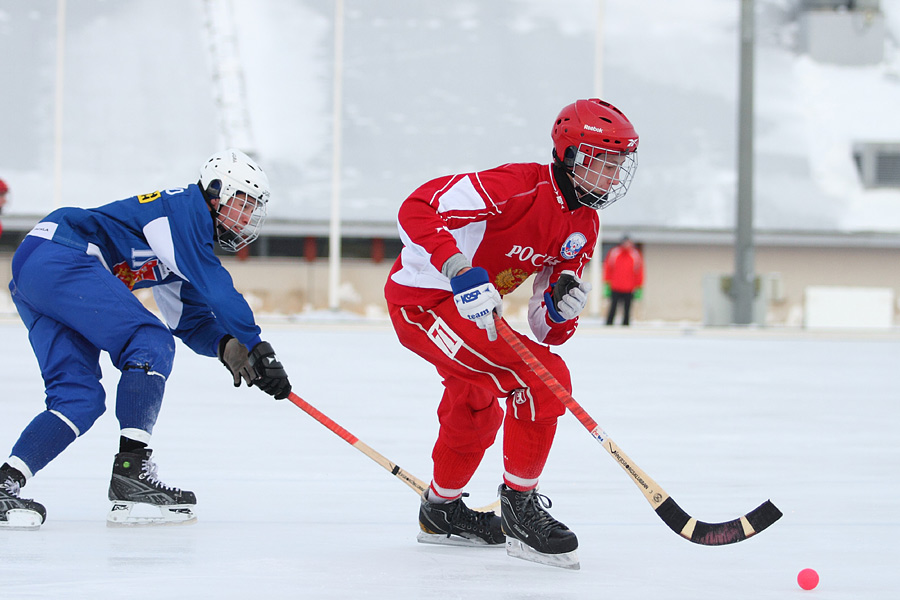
[519, 491, 566, 535]
[450, 494, 497, 533]
[140, 459, 181, 492]
[2, 478, 22, 498]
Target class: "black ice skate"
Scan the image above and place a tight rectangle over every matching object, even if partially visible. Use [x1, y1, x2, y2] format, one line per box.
[417, 492, 505, 547]
[499, 484, 579, 569]
[0, 472, 46, 530]
[107, 449, 197, 527]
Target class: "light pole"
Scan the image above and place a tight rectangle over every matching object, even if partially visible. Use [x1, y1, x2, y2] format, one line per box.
[733, 0, 756, 325]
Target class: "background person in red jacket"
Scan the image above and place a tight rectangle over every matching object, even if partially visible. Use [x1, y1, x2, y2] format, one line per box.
[603, 235, 644, 326]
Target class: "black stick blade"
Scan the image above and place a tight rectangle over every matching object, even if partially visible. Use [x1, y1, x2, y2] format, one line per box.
[745, 499, 783, 534]
[655, 497, 783, 546]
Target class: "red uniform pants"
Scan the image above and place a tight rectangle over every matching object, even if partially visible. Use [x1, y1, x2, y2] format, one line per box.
[388, 297, 571, 494]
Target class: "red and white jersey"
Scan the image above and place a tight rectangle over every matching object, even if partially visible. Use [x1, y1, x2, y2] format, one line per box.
[385, 162, 598, 345]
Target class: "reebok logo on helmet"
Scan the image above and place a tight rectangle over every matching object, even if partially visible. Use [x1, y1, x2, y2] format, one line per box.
[583, 124, 604, 133]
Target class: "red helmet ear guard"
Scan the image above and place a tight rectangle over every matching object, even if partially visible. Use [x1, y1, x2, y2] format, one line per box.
[551, 98, 639, 167]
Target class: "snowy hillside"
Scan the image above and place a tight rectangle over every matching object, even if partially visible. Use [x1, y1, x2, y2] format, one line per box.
[1, 0, 900, 233]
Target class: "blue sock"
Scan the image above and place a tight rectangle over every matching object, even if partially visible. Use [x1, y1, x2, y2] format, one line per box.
[10, 411, 78, 476]
[115, 368, 166, 435]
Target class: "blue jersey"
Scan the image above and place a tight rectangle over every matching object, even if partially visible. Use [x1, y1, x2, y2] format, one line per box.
[27, 184, 261, 356]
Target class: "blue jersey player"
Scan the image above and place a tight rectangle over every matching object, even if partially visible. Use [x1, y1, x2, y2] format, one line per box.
[0, 149, 292, 528]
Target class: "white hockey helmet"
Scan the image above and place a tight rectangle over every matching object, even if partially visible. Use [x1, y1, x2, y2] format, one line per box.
[199, 149, 270, 252]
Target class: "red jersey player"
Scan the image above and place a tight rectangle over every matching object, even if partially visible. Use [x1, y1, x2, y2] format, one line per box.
[384, 98, 638, 569]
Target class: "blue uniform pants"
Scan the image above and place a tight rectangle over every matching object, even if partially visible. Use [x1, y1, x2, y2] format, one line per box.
[7, 238, 175, 476]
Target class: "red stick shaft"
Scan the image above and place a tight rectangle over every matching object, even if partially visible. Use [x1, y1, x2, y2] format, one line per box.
[494, 318, 599, 432]
[287, 392, 359, 445]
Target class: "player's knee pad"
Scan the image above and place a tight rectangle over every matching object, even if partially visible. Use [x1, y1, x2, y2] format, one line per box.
[45, 379, 107, 435]
[468, 401, 504, 450]
[540, 352, 572, 394]
[440, 402, 504, 455]
[75, 401, 107, 434]
[115, 324, 176, 379]
[437, 384, 503, 454]
[519, 350, 571, 421]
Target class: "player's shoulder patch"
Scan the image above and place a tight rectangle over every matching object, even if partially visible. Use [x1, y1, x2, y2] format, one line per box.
[137, 191, 161, 204]
[560, 232, 587, 260]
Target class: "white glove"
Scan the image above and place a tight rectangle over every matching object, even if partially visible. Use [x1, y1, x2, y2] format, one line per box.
[546, 270, 592, 323]
[451, 267, 503, 341]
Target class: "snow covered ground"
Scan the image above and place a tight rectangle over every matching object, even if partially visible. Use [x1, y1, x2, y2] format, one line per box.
[0, 317, 898, 599]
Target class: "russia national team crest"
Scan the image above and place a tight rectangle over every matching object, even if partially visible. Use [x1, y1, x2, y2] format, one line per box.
[560, 232, 587, 260]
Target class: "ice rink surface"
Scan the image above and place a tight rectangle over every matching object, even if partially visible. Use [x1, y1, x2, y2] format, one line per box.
[1, 316, 898, 599]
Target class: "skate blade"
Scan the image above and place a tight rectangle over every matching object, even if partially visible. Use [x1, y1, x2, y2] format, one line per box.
[0, 509, 44, 530]
[416, 530, 504, 548]
[106, 502, 197, 527]
[506, 538, 580, 570]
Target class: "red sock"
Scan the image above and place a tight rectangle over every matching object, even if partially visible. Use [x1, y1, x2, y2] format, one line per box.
[502, 417, 557, 491]
[431, 437, 485, 492]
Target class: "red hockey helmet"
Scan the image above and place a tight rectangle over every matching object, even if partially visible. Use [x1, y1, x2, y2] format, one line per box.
[551, 99, 639, 209]
[0, 178, 8, 194]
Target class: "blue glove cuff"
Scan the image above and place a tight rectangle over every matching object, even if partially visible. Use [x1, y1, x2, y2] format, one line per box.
[451, 267, 490, 294]
[544, 290, 566, 323]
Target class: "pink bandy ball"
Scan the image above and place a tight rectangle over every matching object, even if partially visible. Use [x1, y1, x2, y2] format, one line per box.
[797, 568, 819, 590]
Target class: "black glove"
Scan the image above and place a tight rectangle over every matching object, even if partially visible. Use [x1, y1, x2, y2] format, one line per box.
[545, 271, 592, 323]
[248, 341, 292, 399]
[217, 335, 255, 387]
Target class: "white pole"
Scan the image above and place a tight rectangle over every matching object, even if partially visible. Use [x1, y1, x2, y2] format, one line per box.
[53, 0, 67, 209]
[733, 0, 756, 325]
[328, 0, 345, 311]
[589, 0, 605, 318]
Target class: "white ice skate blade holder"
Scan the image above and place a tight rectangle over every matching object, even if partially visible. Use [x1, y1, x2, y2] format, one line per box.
[106, 501, 197, 527]
[506, 538, 580, 570]
[0, 508, 44, 530]
[416, 530, 505, 548]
